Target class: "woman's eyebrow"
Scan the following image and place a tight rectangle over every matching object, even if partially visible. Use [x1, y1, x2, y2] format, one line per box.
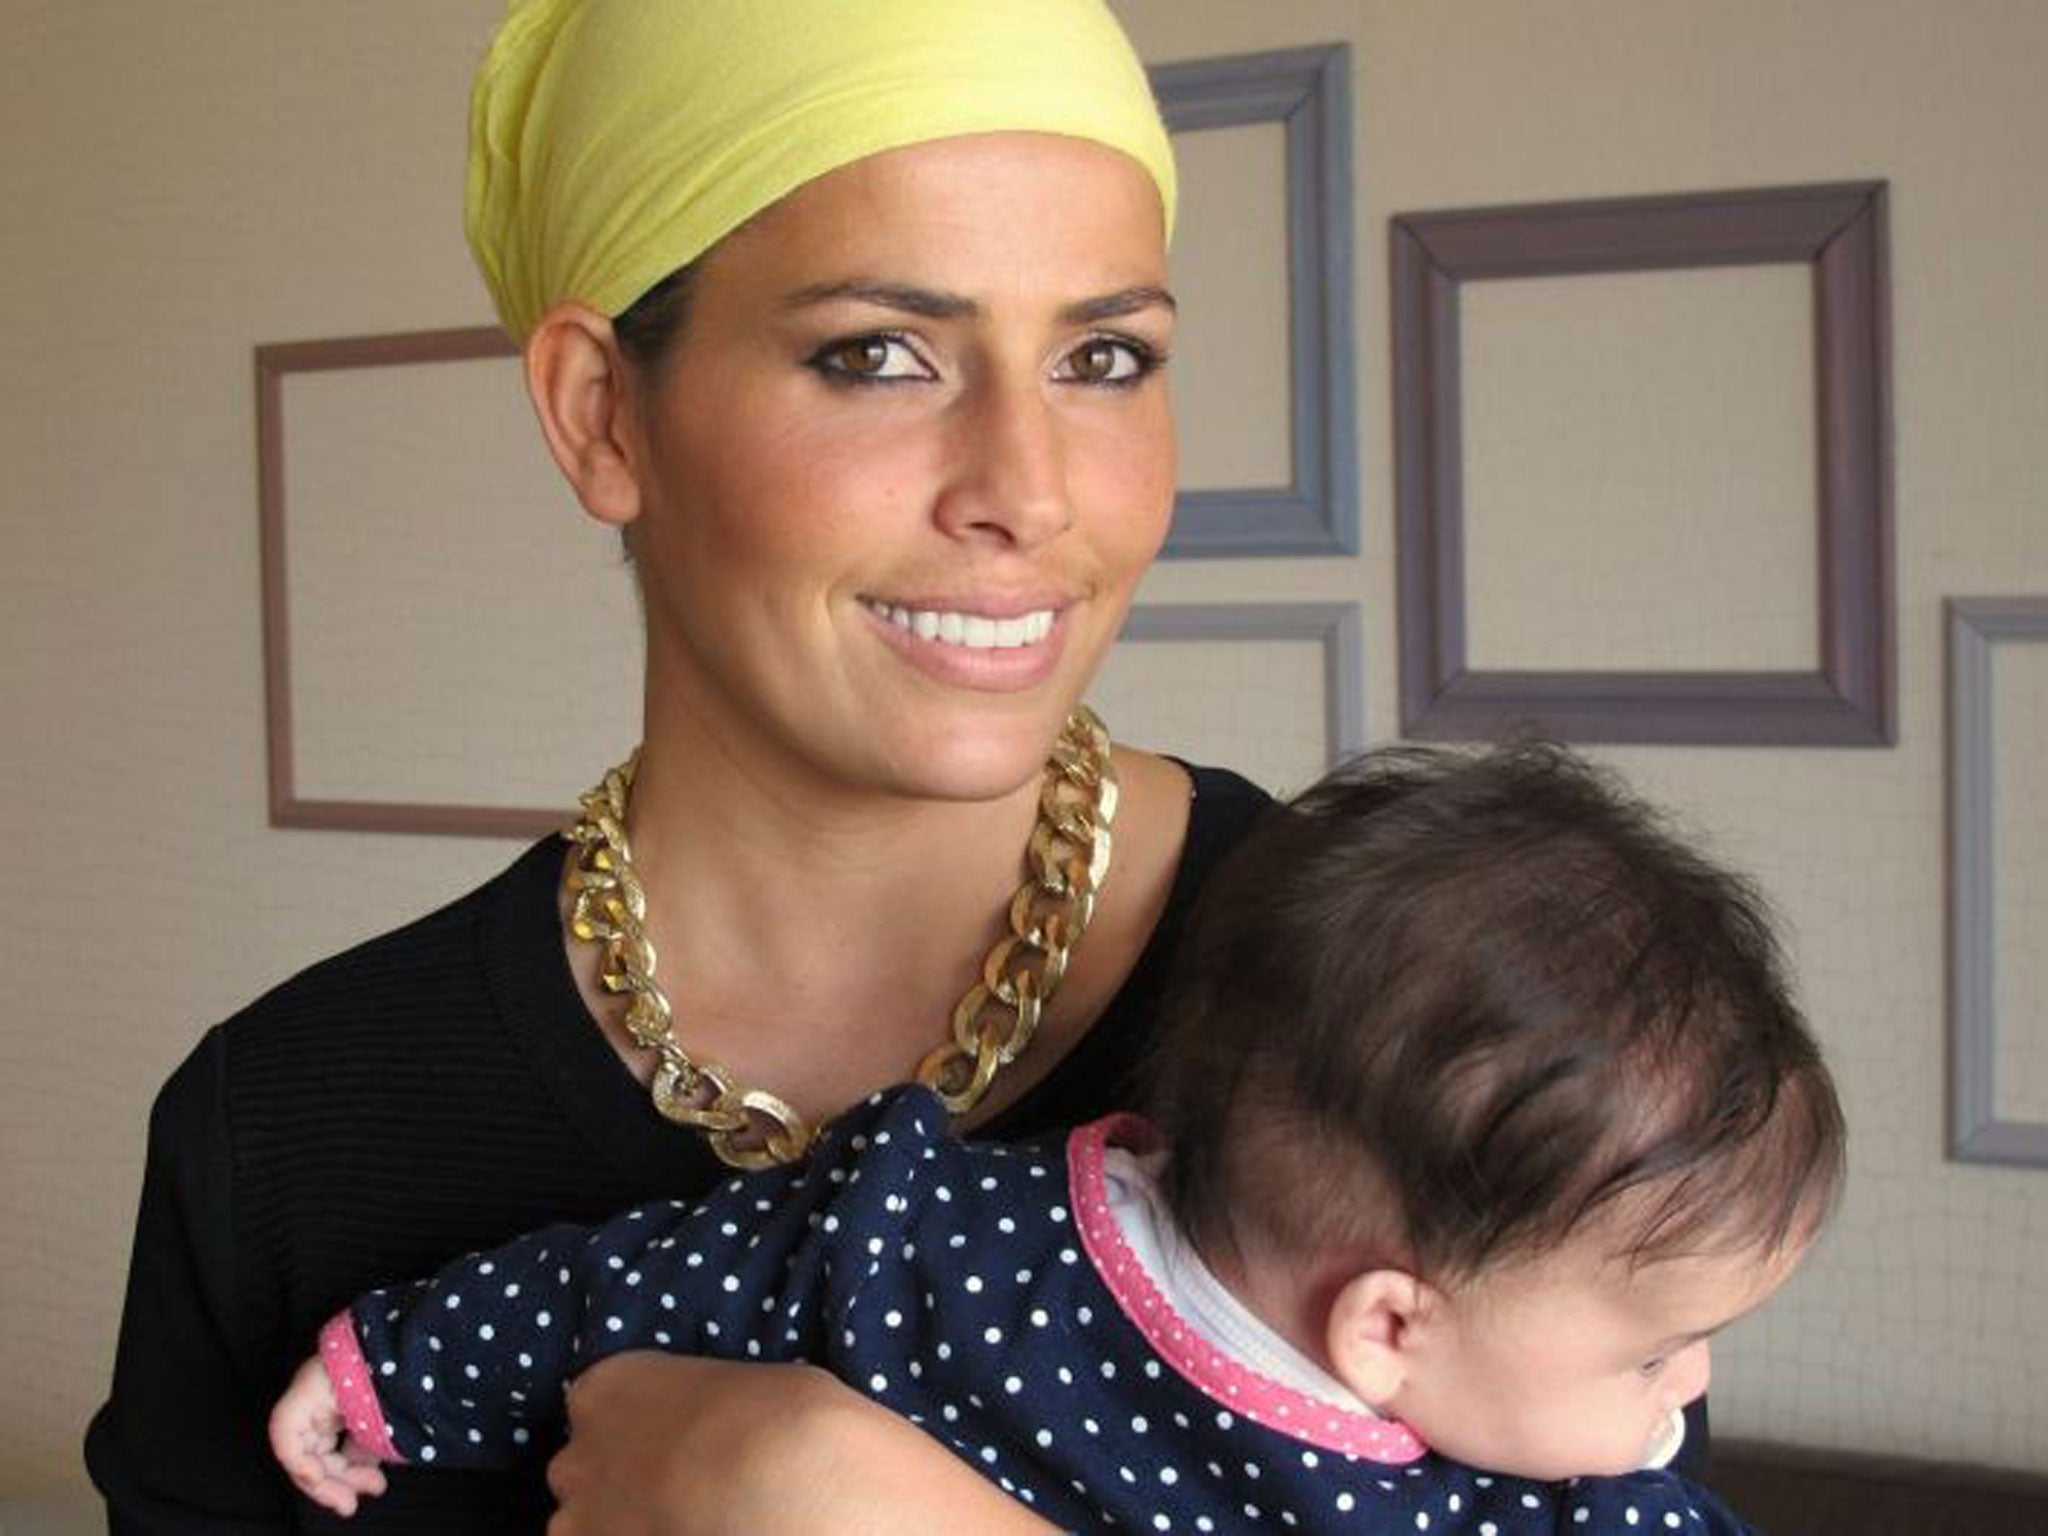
[780, 280, 976, 318]
[778, 281, 1177, 325]
[1060, 285, 1177, 325]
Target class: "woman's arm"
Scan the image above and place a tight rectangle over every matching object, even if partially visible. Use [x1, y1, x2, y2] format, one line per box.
[86, 1032, 297, 1533]
[546, 1355, 1063, 1536]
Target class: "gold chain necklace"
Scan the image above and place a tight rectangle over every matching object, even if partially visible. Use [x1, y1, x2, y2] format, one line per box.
[562, 707, 1119, 1170]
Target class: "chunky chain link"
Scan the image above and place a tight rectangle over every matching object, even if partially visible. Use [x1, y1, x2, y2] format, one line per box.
[918, 708, 1118, 1113]
[563, 707, 1118, 1169]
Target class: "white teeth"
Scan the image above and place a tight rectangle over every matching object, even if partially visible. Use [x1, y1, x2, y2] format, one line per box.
[869, 601, 1055, 650]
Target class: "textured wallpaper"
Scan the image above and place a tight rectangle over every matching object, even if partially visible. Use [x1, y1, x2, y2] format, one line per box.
[5, 0, 2048, 1507]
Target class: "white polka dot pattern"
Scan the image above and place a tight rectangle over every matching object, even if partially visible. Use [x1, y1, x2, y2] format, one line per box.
[341, 1087, 1754, 1533]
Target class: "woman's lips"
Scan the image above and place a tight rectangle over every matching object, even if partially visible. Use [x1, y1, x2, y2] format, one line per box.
[858, 597, 1070, 689]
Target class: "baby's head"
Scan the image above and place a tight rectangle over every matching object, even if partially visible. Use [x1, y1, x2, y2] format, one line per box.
[1144, 743, 1844, 1479]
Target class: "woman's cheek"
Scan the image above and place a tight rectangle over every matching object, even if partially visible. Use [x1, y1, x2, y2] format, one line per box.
[1078, 405, 1176, 560]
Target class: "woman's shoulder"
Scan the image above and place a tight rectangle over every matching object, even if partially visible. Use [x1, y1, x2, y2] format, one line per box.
[1176, 759, 1275, 868]
[1090, 749, 1272, 995]
[216, 834, 564, 1055]
[1115, 751, 1273, 910]
[147, 833, 678, 1331]
[161, 835, 591, 1216]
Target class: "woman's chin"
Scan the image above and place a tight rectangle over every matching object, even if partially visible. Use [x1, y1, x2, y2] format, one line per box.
[836, 696, 1095, 804]
[883, 729, 1083, 805]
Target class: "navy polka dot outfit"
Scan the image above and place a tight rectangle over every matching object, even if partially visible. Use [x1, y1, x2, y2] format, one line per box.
[328, 1086, 1753, 1533]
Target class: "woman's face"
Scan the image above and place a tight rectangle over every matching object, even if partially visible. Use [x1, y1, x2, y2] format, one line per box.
[620, 131, 1176, 805]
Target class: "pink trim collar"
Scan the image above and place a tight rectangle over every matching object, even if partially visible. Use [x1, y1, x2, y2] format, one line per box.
[1067, 1114, 1426, 1465]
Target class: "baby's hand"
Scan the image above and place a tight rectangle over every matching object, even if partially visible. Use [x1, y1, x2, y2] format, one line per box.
[268, 1355, 391, 1517]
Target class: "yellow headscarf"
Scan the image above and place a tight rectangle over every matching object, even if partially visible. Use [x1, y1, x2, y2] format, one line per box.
[465, 0, 1178, 343]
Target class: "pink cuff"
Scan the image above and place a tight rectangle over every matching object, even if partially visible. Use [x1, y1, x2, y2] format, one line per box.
[318, 1311, 403, 1464]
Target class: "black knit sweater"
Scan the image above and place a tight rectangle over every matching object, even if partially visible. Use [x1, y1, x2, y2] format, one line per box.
[86, 765, 1271, 1534]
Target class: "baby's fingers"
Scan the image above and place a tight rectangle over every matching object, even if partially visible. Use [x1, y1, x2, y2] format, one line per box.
[271, 1411, 388, 1515]
[311, 1450, 389, 1515]
[278, 1449, 358, 1517]
[271, 1420, 340, 1503]
[286, 1446, 387, 1517]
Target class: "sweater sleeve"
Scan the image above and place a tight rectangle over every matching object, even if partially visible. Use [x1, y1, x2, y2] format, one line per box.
[85, 1029, 297, 1535]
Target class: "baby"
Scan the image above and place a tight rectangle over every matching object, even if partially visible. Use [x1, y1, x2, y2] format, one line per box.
[272, 743, 1842, 1533]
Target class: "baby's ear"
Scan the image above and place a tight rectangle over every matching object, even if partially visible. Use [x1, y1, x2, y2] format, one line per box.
[1325, 1269, 1433, 1409]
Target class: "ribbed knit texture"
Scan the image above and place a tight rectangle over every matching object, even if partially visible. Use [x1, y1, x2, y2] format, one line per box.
[88, 765, 1272, 1534]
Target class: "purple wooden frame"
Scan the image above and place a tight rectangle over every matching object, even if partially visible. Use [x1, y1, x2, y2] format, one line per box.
[1391, 182, 1894, 745]
[255, 326, 569, 838]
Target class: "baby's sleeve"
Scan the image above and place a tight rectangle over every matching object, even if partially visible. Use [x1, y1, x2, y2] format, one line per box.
[340, 1219, 611, 1468]
[321, 1094, 930, 1470]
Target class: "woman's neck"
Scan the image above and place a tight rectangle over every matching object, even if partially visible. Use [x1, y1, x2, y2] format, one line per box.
[572, 719, 1058, 1120]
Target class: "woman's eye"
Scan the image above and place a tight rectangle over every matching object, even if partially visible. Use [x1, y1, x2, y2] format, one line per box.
[807, 335, 929, 383]
[1637, 1357, 1668, 1379]
[1057, 335, 1158, 386]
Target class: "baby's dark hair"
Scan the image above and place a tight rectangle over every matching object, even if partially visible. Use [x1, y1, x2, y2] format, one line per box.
[1144, 742, 1843, 1285]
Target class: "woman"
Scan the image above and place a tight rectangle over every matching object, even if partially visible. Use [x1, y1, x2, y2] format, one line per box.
[88, 2, 1270, 1530]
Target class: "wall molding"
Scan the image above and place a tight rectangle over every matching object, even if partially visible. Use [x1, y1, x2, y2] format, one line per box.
[255, 326, 563, 838]
[1118, 600, 1366, 762]
[1390, 181, 1894, 744]
[1948, 596, 2048, 1167]
[1151, 44, 1358, 557]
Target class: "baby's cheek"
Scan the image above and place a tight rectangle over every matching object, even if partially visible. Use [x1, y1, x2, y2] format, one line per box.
[1571, 1405, 1665, 1478]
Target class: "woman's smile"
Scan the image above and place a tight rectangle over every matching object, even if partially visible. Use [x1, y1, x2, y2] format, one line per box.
[861, 600, 1058, 651]
[859, 596, 1071, 691]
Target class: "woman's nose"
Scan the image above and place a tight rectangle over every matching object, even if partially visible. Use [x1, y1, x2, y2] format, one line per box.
[934, 377, 1073, 548]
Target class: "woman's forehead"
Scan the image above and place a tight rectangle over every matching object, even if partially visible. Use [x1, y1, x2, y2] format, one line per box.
[705, 133, 1170, 296]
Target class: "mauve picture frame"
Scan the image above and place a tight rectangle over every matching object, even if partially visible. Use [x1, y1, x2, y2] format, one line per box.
[1390, 181, 1894, 746]
[1150, 43, 1358, 558]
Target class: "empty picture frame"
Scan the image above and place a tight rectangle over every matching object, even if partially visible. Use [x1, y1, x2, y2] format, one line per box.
[1390, 182, 1894, 744]
[1111, 600, 1366, 773]
[1151, 44, 1357, 557]
[257, 325, 592, 838]
[1949, 597, 2048, 1167]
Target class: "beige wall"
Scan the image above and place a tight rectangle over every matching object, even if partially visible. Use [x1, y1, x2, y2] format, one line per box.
[3, 0, 2045, 1504]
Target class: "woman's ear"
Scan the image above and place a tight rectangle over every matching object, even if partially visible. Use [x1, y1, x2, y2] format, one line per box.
[1325, 1268, 1434, 1410]
[524, 302, 646, 529]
